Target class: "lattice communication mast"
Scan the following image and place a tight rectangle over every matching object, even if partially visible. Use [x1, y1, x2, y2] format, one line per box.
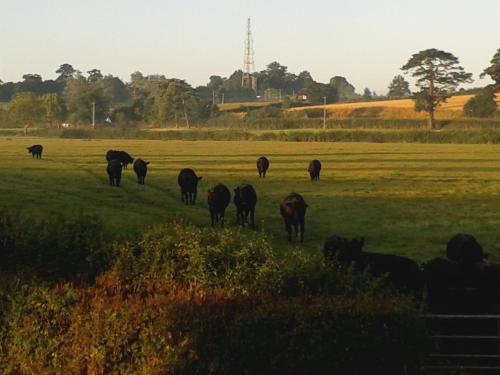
[242, 18, 257, 91]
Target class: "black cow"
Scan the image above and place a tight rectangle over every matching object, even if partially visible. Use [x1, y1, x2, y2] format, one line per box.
[107, 159, 122, 187]
[208, 183, 231, 226]
[308, 159, 321, 181]
[27, 144, 43, 159]
[280, 193, 308, 243]
[133, 159, 149, 185]
[324, 235, 424, 297]
[106, 150, 134, 169]
[423, 233, 500, 314]
[178, 168, 202, 205]
[234, 184, 257, 227]
[257, 156, 270, 178]
[446, 233, 486, 265]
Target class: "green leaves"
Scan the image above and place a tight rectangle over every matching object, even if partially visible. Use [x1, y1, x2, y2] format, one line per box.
[463, 87, 498, 118]
[481, 48, 500, 89]
[401, 49, 473, 128]
[387, 75, 411, 99]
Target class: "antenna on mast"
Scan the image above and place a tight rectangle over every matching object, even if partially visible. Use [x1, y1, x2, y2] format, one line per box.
[242, 18, 257, 91]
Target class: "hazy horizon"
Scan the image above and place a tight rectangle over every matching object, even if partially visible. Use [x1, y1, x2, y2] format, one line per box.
[1, 0, 498, 94]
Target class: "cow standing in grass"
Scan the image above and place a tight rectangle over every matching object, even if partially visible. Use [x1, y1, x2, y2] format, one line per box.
[27, 144, 43, 159]
[208, 183, 231, 226]
[107, 159, 122, 187]
[308, 160, 321, 181]
[133, 159, 149, 185]
[234, 184, 257, 227]
[280, 193, 308, 243]
[257, 156, 270, 177]
[178, 168, 202, 205]
[106, 150, 134, 169]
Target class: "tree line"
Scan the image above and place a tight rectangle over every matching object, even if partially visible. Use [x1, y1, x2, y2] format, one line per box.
[0, 48, 498, 129]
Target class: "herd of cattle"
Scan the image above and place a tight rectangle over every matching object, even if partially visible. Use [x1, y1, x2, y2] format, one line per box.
[27, 144, 500, 313]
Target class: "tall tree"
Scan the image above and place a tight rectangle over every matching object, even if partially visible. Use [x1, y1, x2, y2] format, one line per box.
[480, 48, 500, 91]
[155, 80, 194, 128]
[41, 93, 66, 127]
[64, 76, 110, 124]
[387, 75, 411, 98]
[463, 87, 497, 118]
[401, 49, 472, 129]
[56, 64, 76, 82]
[329, 76, 357, 101]
[100, 75, 130, 104]
[207, 75, 224, 92]
[87, 69, 103, 83]
[362, 88, 373, 100]
[7, 92, 43, 129]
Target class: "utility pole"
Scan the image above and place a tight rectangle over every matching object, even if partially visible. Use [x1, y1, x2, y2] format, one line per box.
[222, 93, 225, 104]
[92, 101, 96, 129]
[323, 96, 327, 129]
[212, 91, 215, 105]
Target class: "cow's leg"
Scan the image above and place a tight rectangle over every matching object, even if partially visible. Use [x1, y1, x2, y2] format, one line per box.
[285, 220, 292, 242]
[294, 223, 298, 238]
[116, 176, 121, 187]
[109, 176, 113, 186]
[300, 219, 305, 243]
[210, 210, 215, 227]
[221, 209, 225, 226]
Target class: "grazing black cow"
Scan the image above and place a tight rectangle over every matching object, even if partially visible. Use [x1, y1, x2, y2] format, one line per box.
[106, 150, 134, 169]
[178, 168, 202, 205]
[234, 184, 257, 227]
[207, 183, 231, 226]
[107, 159, 122, 187]
[133, 159, 149, 185]
[280, 193, 308, 243]
[27, 144, 43, 159]
[323, 235, 424, 297]
[308, 159, 321, 181]
[257, 156, 270, 178]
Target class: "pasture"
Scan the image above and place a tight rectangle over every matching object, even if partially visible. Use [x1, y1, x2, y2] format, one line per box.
[1, 137, 499, 261]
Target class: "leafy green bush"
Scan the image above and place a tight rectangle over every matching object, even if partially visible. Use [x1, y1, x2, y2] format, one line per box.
[113, 222, 282, 294]
[0, 210, 111, 281]
[0, 284, 76, 374]
[0, 222, 428, 373]
[464, 88, 498, 118]
[244, 106, 282, 121]
[0, 277, 427, 374]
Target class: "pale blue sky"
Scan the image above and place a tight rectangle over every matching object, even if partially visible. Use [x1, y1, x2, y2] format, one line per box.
[0, 0, 498, 93]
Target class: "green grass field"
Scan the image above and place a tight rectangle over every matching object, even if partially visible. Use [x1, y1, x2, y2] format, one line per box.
[1, 137, 499, 262]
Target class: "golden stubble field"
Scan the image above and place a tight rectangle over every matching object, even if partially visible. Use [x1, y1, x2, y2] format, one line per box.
[1, 137, 499, 261]
[287, 95, 500, 119]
